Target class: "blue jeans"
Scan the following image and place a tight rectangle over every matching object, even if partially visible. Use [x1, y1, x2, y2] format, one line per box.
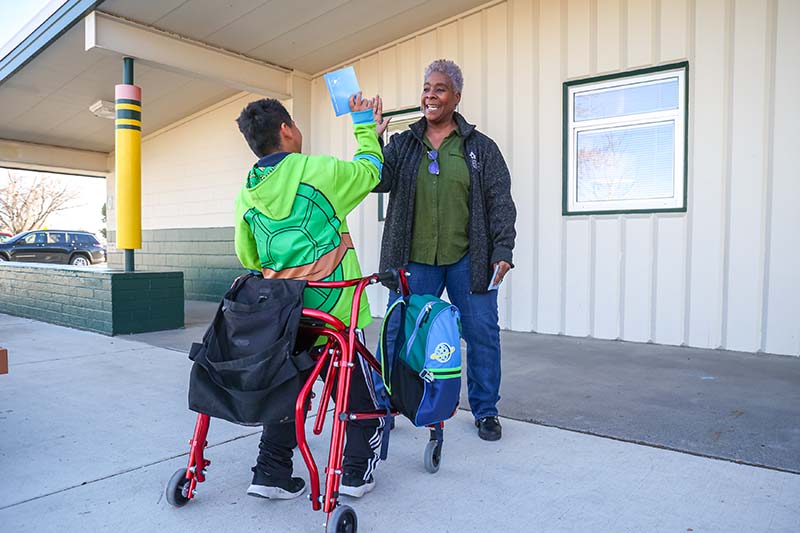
[378, 254, 501, 420]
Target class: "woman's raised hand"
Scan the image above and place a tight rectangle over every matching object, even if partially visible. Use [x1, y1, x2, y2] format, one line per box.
[372, 95, 392, 137]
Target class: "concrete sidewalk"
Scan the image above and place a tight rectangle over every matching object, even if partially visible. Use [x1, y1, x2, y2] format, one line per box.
[1, 313, 799, 532]
[129, 300, 800, 474]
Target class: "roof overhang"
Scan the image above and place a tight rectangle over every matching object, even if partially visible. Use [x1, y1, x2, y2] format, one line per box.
[0, 0, 104, 86]
[0, 138, 107, 177]
[0, 0, 490, 171]
[84, 12, 292, 100]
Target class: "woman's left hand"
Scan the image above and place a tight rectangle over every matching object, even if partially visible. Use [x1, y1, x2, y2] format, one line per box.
[491, 261, 512, 286]
[373, 95, 392, 137]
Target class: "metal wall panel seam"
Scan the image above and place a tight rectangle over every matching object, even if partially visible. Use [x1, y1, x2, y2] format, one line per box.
[652, 0, 662, 66]
[759, 0, 779, 352]
[559, 0, 569, 335]
[719, 0, 735, 349]
[650, 215, 658, 342]
[620, 0, 628, 69]
[531, 0, 541, 333]
[618, 215, 626, 339]
[588, 0, 598, 337]
[589, 216, 597, 336]
[682, 0, 698, 346]
[504, 1, 515, 328]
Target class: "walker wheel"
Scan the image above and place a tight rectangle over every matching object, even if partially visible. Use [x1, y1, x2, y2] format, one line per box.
[165, 468, 192, 507]
[326, 504, 358, 533]
[423, 440, 442, 473]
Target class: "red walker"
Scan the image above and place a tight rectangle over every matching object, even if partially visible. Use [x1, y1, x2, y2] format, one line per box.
[164, 270, 446, 532]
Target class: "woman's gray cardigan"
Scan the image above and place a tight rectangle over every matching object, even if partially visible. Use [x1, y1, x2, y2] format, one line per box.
[373, 113, 517, 293]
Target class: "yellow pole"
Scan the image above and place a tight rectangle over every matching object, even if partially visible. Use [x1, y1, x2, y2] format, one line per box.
[114, 58, 142, 268]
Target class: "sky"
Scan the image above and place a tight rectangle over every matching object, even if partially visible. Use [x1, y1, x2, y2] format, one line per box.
[1, 169, 107, 239]
[0, 1, 106, 240]
[0, 0, 53, 51]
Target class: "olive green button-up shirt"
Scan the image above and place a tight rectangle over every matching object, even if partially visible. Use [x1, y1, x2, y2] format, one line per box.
[409, 129, 470, 266]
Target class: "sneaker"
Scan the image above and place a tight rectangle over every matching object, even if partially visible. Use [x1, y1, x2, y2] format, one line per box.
[339, 471, 375, 498]
[475, 416, 502, 441]
[246, 468, 306, 500]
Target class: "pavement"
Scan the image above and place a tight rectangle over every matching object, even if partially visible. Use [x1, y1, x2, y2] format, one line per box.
[1, 305, 799, 532]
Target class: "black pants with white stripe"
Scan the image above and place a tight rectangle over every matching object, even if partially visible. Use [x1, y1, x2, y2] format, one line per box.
[255, 345, 384, 483]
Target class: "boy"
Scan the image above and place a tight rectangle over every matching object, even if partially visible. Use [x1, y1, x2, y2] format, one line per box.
[234, 94, 384, 500]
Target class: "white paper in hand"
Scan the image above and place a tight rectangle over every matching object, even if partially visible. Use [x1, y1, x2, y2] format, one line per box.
[324, 66, 360, 116]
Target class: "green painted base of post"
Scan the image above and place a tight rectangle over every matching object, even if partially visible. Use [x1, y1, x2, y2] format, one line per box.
[124, 249, 135, 272]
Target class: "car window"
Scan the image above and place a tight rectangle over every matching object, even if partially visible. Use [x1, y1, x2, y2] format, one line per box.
[48, 232, 66, 244]
[22, 233, 43, 244]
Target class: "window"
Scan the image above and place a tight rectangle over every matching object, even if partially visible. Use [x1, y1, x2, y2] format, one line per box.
[69, 233, 94, 244]
[378, 107, 423, 221]
[563, 62, 688, 215]
[24, 232, 46, 244]
[47, 232, 65, 244]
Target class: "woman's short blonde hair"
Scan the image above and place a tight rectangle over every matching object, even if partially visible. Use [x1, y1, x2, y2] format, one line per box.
[424, 59, 463, 93]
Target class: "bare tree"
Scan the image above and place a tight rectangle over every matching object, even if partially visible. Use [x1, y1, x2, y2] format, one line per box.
[0, 170, 80, 234]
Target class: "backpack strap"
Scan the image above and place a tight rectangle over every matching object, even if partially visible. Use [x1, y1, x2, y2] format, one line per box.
[379, 297, 407, 395]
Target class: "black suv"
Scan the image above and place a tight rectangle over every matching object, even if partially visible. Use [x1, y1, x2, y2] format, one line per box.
[0, 230, 106, 266]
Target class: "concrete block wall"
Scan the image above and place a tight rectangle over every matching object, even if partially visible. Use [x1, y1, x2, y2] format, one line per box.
[107, 228, 242, 301]
[0, 262, 183, 335]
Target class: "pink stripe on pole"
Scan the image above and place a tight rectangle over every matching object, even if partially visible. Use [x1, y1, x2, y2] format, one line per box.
[115, 84, 141, 100]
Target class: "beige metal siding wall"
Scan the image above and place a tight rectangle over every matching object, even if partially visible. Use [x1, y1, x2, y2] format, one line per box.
[310, 0, 798, 356]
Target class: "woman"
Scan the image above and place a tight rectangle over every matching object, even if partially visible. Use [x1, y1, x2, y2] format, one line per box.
[373, 59, 517, 441]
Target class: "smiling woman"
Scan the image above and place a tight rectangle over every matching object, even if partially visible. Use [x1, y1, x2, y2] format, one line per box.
[372, 58, 517, 442]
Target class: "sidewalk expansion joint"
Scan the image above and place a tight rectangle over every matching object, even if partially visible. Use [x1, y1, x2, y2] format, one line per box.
[12, 347, 144, 367]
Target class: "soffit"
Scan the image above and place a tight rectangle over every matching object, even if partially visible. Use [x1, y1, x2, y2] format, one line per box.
[0, 23, 237, 153]
[0, 0, 489, 154]
[100, 0, 489, 74]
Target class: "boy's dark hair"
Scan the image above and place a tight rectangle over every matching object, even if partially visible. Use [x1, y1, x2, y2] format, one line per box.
[236, 98, 293, 157]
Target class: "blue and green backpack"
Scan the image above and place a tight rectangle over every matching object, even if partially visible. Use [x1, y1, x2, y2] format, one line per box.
[379, 294, 462, 427]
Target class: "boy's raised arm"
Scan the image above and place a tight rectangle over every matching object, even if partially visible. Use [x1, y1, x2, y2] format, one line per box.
[331, 93, 384, 216]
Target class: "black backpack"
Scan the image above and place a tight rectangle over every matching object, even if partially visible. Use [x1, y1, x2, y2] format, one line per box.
[187, 275, 314, 425]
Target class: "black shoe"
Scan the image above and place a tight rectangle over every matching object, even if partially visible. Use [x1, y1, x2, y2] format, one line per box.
[339, 470, 376, 498]
[246, 467, 306, 499]
[475, 416, 502, 441]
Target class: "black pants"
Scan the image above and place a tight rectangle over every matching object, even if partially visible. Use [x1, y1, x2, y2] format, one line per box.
[255, 346, 384, 483]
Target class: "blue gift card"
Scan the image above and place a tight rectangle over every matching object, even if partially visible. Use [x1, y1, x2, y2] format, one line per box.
[324, 66, 360, 116]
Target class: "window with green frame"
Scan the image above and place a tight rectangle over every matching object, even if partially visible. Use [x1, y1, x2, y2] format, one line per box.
[563, 61, 689, 215]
